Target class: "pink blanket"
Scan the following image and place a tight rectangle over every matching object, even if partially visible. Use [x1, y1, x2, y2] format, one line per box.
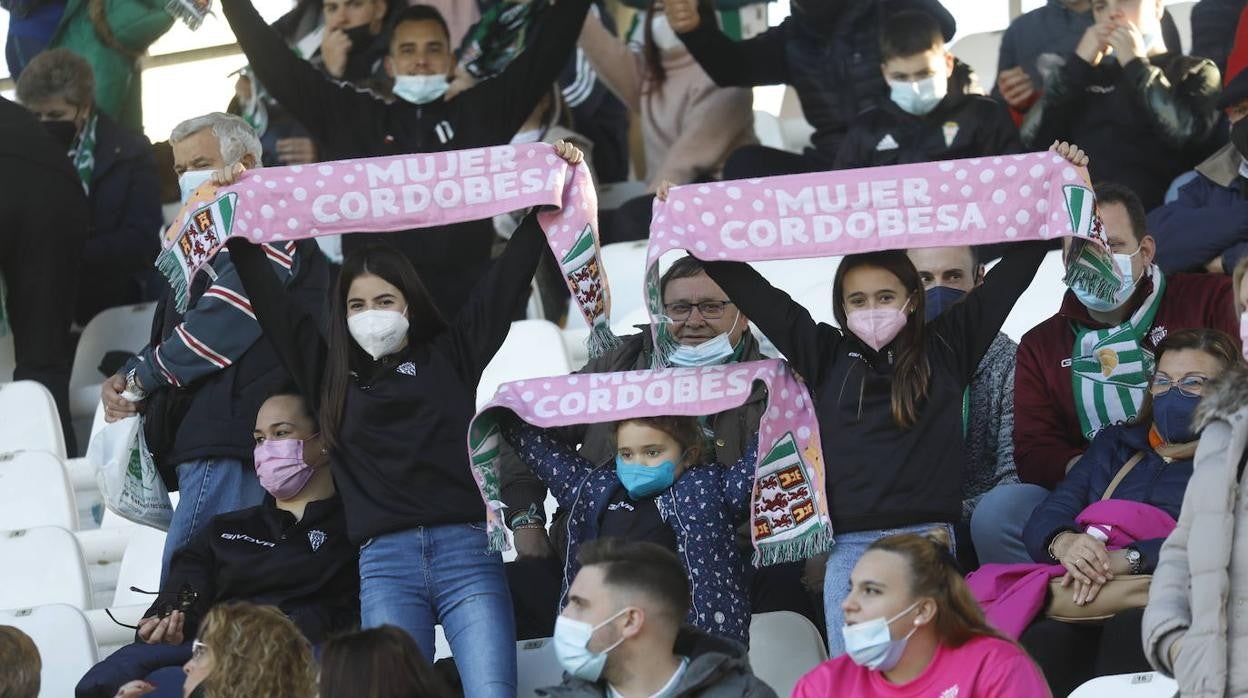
[967, 499, 1176, 638]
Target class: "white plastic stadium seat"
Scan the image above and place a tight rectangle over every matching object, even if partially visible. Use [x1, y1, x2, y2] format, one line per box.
[753, 110, 785, 150]
[1068, 671, 1179, 697]
[0, 381, 67, 459]
[949, 30, 1004, 90]
[111, 525, 168, 607]
[998, 249, 1067, 344]
[0, 451, 76, 531]
[0, 604, 98, 698]
[748, 611, 828, 697]
[0, 526, 91, 609]
[478, 320, 574, 409]
[517, 637, 565, 696]
[1167, 1, 1195, 54]
[68, 301, 158, 420]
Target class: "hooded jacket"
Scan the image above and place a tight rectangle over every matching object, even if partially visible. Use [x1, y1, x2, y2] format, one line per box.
[1143, 362, 1248, 697]
[503, 415, 758, 644]
[1013, 273, 1237, 489]
[704, 243, 1047, 534]
[1021, 50, 1222, 209]
[537, 625, 777, 697]
[833, 72, 1023, 170]
[675, 0, 956, 162]
[1148, 143, 1248, 275]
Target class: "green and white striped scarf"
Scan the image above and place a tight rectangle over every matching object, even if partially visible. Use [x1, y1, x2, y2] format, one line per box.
[70, 111, 97, 195]
[1070, 268, 1166, 440]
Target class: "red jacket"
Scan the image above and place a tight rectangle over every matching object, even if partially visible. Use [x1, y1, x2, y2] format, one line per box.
[1014, 272, 1237, 488]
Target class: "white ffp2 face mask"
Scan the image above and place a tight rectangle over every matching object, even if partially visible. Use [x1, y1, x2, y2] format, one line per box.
[348, 308, 409, 360]
[649, 14, 682, 53]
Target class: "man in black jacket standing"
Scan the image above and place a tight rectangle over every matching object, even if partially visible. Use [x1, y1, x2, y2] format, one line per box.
[220, 0, 593, 315]
[665, 0, 956, 178]
[0, 96, 88, 455]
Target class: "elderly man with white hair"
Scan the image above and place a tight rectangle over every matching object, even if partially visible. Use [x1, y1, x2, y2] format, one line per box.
[99, 112, 331, 583]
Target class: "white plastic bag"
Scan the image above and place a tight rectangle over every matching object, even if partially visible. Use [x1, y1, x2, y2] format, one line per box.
[90, 416, 173, 530]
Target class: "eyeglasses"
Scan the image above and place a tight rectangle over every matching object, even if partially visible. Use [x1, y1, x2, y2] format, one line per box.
[1150, 374, 1207, 397]
[191, 640, 210, 661]
[663, 300, 734, 321]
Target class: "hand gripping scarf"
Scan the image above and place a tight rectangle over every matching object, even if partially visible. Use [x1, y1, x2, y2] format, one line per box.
[156, 142, 621, 357]
[468, 359, 832, 566]
[642, 151, 1118, 365]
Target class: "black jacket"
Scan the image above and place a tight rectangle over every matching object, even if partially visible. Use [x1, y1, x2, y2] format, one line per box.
[155, 495, 358, 643]
[703, 243, 1047, 533]
[229, 213, 546, 544]
[1022, 52, 1221, 209]
[144, 240, 330, 488]
[79, 112, 162, 325]
[221, 0, 589, 315]
[834, 83, 1023, 170]
[677, 0, 956, 163]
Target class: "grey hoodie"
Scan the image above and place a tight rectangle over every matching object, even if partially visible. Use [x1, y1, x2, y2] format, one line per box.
[537, 627, 777, 698]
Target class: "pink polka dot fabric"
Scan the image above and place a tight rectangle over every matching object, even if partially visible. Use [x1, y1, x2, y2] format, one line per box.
[469, 359, 832, 563]
[157, 144, 612, 332]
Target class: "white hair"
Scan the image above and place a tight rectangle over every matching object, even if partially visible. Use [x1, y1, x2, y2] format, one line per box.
[170, 112, 262, 167]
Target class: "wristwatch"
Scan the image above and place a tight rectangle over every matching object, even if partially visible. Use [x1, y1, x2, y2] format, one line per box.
[1124, 546, 1143, 575]
[122, 368, 148, 403]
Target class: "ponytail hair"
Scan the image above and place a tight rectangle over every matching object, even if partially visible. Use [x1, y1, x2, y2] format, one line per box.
[867, 529, 1010, 648]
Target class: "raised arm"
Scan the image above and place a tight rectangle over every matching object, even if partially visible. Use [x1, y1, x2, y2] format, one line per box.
[701, 260, 841, 386]
[1121, 56, 1220, 152]
[578, 8, 644, 113]
[500, 413, 597, 509]
[721, 433, 760, 523]
[220, 0, 382, 147]
[228, 238, 328, 402]
[669, 1, 790, 88]
[455, 0, 594, 143]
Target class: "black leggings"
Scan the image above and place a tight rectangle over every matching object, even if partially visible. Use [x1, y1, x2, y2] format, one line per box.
[1020, 608, 1151, 697]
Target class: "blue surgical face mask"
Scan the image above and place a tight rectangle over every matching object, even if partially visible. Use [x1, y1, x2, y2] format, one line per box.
[888, 74, 947, 116]
[923, 285, 967, 322]
[615, 456, 678, 499]
[1152, 389, 1200, 444]
[842, 600, 921, 671]
[553, 609, 628, 682]
[393, 74, 449, 105]
[669, 312, 740, 367]
[1072, 247, 1141, 313]
[178, 169, 215, 204]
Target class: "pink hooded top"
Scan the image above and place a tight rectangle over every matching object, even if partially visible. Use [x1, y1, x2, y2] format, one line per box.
[793, 635, 1051, 698]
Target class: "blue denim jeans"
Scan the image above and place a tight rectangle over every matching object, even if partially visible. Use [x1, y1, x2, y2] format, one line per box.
[161, 458, 266, 583]
[359, 522, 517, 698]
[822, 523, 955, 657]
[969, 483, 1050, 565]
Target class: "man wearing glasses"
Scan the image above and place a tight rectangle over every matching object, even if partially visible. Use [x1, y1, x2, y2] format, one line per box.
[500, 256, 816, 637]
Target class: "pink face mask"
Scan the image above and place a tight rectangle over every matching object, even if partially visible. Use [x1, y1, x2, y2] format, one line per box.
[846, 302, 910, 352]
[254, 437, 317, 500]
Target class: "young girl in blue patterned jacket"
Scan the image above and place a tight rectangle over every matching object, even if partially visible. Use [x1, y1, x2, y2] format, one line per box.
[502, 413, 758, 644]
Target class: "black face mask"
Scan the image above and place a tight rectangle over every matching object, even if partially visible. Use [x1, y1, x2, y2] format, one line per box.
[343, 23, 376, 54]
[42, 119, 78, 150]
[1232, 118, 1248, 161]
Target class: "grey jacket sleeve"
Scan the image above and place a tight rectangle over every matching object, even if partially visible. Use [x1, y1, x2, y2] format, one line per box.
[964, 336, 1020, 520]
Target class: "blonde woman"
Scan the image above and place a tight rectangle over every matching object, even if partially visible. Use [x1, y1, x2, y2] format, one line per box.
[184, 602, 316, 698]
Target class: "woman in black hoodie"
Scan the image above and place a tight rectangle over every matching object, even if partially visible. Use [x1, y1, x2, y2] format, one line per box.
[227, 142, 584, 697]
[690, 142, 1086, 656]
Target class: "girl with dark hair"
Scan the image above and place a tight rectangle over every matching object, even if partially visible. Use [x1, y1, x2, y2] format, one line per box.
[1020, 327, 1240, 696]
[227, 141, 584, 698]
[686, 141, 1088, 654]
[501, 411, 759, 644]
[794, 530, 1051, 696]
[319, 625, 454, 698]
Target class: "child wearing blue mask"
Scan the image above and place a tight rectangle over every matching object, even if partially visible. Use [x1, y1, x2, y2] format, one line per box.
[500, 413, 758, 644]
[833, 10, 1022, 171]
